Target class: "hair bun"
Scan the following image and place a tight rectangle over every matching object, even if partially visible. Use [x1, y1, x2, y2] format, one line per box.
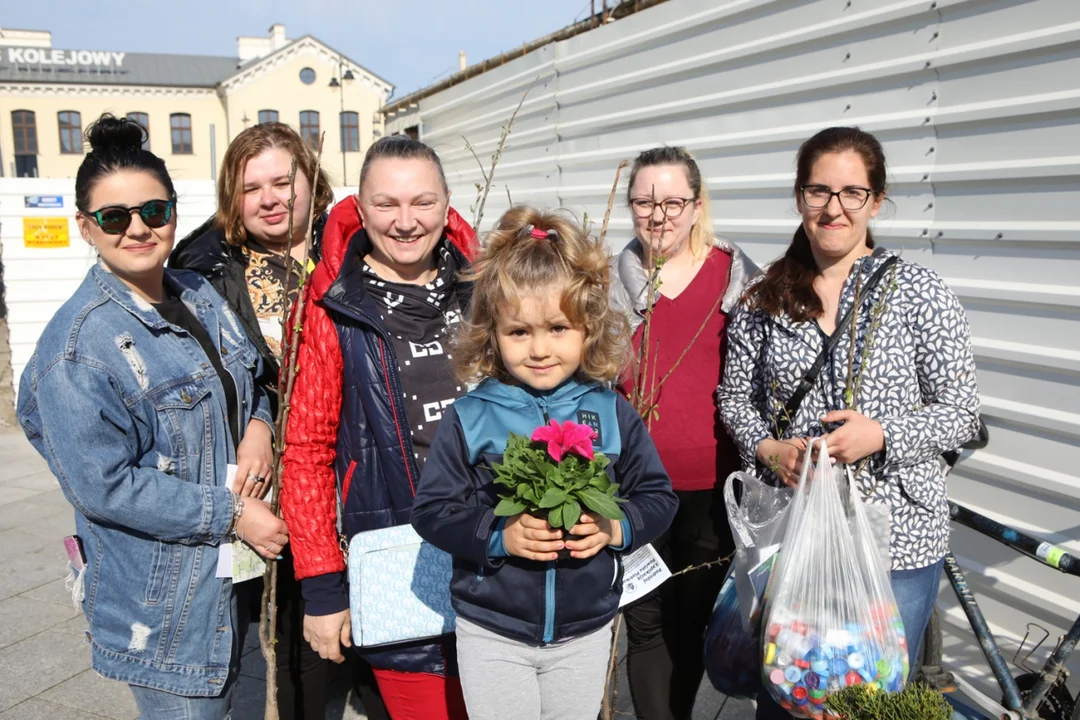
[85, 113, 145, 157]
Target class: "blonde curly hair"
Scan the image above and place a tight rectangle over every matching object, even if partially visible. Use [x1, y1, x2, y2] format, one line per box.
[455, 205, 630, 385]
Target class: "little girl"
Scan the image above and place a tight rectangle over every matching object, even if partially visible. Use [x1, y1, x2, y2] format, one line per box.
[411, 206, 678, 720]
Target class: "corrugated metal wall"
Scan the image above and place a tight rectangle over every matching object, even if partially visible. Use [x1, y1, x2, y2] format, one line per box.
[387, 0, 1080, 705]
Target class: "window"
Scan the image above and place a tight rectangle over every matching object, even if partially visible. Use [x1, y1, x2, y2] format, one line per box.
[300, 111, 320, 148]
[258, 110, 279, 125]
[340, 112, 359, 152]
[299, 67, 315, 85]
[126, 112, 150, 150]
[12, 110, 38, 155]
[58, 111, 82, 154]
[170, 113, 193, 154]
[13, 110, 39, 176]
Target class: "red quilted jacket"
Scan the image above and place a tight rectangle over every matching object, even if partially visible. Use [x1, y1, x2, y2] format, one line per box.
[281, 196, 478, 583]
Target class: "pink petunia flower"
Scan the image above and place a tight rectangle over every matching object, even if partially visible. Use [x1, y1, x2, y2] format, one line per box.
[531, 419, 597, 462]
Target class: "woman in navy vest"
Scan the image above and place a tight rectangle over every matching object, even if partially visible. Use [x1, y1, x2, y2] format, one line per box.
[281, 136, 478, 720]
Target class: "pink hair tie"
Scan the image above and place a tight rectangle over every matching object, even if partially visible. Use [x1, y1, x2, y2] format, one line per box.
[524, 224, 557, 242]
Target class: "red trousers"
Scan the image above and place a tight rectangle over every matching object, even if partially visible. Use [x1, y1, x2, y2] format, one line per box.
[372, 668, 468, 720]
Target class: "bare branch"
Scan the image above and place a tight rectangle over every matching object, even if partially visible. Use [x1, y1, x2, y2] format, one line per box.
[260, 133, 325, 720]
[461, 135, 490, 185]
[599, 160, 629, 247]
[472, 75, 539, 233]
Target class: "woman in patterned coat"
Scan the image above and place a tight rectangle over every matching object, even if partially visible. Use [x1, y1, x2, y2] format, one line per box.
[717, 127, 981, 719]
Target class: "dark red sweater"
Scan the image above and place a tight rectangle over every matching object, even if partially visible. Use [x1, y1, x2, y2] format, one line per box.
[623, 247, 741, 492]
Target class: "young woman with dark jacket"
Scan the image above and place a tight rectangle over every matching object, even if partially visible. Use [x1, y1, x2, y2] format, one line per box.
[281, 135, 478, 720]
[169, 123, 388, 720]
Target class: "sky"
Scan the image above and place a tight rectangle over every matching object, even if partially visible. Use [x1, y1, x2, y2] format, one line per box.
[2, 0, 596, 98]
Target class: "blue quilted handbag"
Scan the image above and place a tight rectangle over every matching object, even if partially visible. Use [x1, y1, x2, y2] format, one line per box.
[347, 524, 456, 647]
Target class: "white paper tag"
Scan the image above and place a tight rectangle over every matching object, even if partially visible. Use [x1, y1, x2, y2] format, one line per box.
[215, 464, 270, 583]
[618, 543, 671, 607]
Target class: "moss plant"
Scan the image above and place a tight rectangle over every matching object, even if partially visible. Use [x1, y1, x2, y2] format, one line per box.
[822, 682, 952, 720]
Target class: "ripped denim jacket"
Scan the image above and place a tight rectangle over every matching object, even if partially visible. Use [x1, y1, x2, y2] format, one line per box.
[17, 264, 273, 696]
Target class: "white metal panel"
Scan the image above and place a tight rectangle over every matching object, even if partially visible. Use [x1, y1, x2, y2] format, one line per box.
[0, 180, 359, 400]
[385, 0, 1080, 704]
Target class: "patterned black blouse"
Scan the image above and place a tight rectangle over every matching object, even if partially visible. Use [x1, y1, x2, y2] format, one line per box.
[717, 247, 981, 570]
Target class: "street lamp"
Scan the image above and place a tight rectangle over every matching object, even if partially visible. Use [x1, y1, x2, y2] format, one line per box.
[329, 56, 355, 184]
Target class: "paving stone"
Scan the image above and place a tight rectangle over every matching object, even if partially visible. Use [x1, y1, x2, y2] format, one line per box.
[0, 488, 45, 508]
[238, 642, 266, 680]
[38, 669, 138, 720]
[18, 510, 75, 542]
[0, 698, 111, 720]
[231, 674, 266, 720]
[0, 471, 59, 493]
[47, 612, 90, 639]
[0, 595, 78, 650]
[0, 491, 71, 533]
[0, 528, 51, 557]
[0, 627, 93, 712]
[0, 545, 69, 602]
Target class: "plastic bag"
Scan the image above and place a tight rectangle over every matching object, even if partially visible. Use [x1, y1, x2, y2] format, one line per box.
[760, 438, 908, 718]
[703, 472, 793, 698]
[704, 569, 761, 697]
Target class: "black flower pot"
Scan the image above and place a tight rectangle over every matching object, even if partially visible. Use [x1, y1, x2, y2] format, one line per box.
[527, 509, 580, 561]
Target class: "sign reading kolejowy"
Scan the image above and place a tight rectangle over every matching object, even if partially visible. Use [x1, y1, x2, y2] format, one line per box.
[6, 47, 126, 67]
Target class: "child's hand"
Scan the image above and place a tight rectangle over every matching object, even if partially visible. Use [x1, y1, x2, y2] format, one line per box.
[566, 513, 623, 559]
[504, 513, 564, 561]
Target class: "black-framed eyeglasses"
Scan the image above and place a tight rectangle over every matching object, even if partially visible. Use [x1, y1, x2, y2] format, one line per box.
[83, 200, 175, 235]
[800, 185, 874, 211]
[629, 196, 697, 219]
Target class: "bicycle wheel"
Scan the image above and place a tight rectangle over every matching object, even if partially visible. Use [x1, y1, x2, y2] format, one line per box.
[1010, 673, 1076, 720]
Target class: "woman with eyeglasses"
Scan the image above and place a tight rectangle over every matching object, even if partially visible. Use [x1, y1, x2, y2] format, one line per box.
[718, 127, 980, 719]
[17, 114, 288, 720]
[610, 146, 757, 720]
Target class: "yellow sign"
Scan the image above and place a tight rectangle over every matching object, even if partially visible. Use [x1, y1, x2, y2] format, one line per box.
[23, 217, 70, 249]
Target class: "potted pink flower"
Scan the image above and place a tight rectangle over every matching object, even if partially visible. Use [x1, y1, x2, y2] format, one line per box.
[492, 420, 627, 559]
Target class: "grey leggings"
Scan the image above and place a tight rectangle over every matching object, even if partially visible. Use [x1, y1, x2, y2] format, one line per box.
[456, 616, 614, 720]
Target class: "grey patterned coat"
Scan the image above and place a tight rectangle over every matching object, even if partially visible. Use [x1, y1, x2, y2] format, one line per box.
[717, 247, 981, 570]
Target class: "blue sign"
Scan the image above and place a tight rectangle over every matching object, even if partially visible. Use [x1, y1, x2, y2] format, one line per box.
[24, 195, 64, 209]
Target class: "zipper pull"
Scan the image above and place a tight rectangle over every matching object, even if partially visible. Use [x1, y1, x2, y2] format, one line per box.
[535, 396, 551, 424]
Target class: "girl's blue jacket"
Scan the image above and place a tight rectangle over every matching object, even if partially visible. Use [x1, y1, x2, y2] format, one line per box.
[411, 378, 677, 644]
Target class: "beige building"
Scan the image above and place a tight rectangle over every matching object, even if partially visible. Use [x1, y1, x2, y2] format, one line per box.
[0, 24, 393, 187]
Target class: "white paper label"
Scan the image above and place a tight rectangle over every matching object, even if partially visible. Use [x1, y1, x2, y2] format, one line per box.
[215, 464, 270, 583]
[619, 543, 671, 608]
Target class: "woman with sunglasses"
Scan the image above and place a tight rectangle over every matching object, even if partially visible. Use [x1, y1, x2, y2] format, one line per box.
[17, 114, 288, 720]
[170, 122, 389, 720]
[718, 127, 981, 719]
[610, 146, 756, 720]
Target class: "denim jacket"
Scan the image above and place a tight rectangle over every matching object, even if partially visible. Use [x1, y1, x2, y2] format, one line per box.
[17, 264, 274, 696]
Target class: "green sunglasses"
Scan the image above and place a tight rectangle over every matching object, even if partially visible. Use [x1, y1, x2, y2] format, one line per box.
[85, 199, 175, 235]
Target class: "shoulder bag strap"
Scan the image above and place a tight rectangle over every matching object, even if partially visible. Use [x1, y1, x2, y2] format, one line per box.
[775, 255, 899, 437]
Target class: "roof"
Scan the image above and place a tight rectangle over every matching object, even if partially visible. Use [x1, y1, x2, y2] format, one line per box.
[0, 49, 239, 87]
[218, 35, 393, 95]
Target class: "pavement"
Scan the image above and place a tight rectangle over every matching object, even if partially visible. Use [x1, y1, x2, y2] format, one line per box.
[0, 428, 753, 720]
